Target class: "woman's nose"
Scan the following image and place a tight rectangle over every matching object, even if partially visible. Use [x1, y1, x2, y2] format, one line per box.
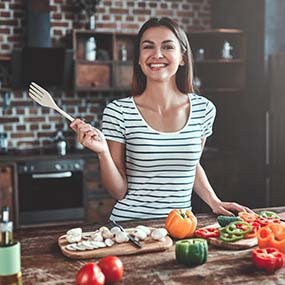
[153, 47, 164, 59]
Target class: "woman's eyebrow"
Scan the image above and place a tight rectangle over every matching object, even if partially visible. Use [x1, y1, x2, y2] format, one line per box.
[141, 39, 175, 44]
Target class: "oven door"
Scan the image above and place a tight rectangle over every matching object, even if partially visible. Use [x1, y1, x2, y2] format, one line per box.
[17, 169, 85, 225]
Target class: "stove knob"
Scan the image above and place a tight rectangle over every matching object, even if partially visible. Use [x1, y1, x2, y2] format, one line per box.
[55, 163, 62, 170]
[74, 163, 81, 170]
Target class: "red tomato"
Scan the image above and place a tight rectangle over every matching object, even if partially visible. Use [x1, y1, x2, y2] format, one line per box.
[98, 256, 123, 284]
[76, 263, 105, 285]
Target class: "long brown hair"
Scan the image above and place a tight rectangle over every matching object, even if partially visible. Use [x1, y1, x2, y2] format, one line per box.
[131, 17, 194, 96]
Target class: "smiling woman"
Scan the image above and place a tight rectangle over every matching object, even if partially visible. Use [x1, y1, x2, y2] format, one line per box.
[70, 17, 252, 221]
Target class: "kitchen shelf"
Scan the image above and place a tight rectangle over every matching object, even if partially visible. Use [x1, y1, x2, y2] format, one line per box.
[189, 28, 246, 168]
[73, 30, 135, 91]
[195, 59, 244, 64]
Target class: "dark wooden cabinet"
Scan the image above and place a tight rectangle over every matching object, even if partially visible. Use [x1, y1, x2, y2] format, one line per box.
[0, 164, 16, 222]
[84, 158, 115, 223]
[211, 0, 285, 208]
[189, 30, 246, 212]
[73, 30, 135, 91]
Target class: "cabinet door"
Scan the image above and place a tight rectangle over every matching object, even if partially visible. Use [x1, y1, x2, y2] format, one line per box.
[87, 198, 116, 224]
[0, 164, 15, 221]
[269, 54, 285, 206]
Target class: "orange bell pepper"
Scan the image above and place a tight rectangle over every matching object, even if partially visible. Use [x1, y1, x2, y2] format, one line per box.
[238, 211, 259, 223]
[257, 223, 285, 253]
[165, 209, 197, 239]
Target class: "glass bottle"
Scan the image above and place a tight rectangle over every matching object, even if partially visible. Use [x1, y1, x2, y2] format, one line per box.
[120, 44, 127, 61]
[85, 37, 97, 61]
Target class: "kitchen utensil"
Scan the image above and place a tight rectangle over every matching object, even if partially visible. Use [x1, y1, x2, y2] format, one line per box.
[28, 82, 74, 122]
[110, 220, 143, 248]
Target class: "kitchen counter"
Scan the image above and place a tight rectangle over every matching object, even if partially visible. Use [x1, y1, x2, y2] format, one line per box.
[14, 207, 285, 285]
[0, 148, 97, 162]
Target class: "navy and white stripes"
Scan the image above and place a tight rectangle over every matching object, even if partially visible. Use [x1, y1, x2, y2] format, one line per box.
[102, 93, 216, 221]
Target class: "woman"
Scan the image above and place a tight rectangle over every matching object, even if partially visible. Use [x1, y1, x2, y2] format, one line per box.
[71, 17, 251, 221]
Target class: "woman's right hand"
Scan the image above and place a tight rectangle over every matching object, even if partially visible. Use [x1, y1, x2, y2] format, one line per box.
[70, 119, 109, 155]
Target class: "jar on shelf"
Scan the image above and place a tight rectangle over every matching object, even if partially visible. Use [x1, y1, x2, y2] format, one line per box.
[85, 37, 97, 61]
[120, 44, 127, 61]
[195, 48, 205, 61]
[222, 41, 233, 59]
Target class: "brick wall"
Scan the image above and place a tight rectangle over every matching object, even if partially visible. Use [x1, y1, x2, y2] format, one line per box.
[0, 0, 211, 150]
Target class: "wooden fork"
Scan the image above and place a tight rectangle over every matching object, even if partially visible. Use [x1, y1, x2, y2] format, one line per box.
[29, 82, 74, 122]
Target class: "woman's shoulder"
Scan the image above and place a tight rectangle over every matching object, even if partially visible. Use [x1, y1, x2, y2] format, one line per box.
[189, 93, 215, 108]
[105, 96, 134, 112]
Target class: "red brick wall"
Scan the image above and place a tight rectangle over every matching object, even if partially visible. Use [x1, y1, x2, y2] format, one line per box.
[0, 0, 211, 150]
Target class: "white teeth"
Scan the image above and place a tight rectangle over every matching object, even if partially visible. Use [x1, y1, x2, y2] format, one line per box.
[150, 63, 166, 68]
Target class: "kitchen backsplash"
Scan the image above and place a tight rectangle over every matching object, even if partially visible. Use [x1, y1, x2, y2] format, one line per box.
[0, 0, 211, 150]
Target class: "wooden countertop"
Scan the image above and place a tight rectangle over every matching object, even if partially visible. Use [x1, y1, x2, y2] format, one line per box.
[15, 207, 285, 285]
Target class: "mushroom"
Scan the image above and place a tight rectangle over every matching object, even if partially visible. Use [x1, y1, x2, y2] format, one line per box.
[100, 227, 114, 239]
[132, 228, 147, 240]
[114, 231, 129, 243]
[105, 238, 115, 247]
[111, 226, 121, 235]
[136, 225, 151, 236]
[90, 232, 104, 242]
[151, 228, 168, 241]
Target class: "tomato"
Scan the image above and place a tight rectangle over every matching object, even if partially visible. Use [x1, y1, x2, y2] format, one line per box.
[98, 256, 123, 284]
[76, 263, 105, 285]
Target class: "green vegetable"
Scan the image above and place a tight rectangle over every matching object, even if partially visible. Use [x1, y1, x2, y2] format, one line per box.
[225, 221, 252, 235]
[219, 227, 245, 242]
[259, 211, 280, 219]
[217, 215, 240, 227]
[219, 221, 252, 243]
[175, 238, 208, 266]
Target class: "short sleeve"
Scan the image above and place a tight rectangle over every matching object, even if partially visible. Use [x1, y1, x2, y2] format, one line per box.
[202, 100, 216, 138]
[102, 101, 125, 143]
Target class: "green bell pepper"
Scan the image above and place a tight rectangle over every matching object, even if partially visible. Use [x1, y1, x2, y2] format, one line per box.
[175, 238, 208, 266]
[259, 210, 280, 219]
[219, 227, 245, 242]
[217, 215, 240, 227]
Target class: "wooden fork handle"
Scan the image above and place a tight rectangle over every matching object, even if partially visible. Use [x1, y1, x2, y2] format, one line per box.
[55, 107, 74, 122]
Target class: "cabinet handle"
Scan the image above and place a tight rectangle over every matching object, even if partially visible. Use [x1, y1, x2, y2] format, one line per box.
[32, 172, 72, 179]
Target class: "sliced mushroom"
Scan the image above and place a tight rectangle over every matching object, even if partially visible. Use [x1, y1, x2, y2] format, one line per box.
[151, 228, 168, 241]
[111, 226, 121, 235]
[115, 231, 129, 243]
[132, 228, 147, 240]
[136, 225, 151, 236]
[105, 238, 115, 247]
[90, 232, 104, 242]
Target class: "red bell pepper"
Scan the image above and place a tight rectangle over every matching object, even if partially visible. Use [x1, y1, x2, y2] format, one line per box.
[244, 221, 261, 239]
[256, 217, 281, 227]
[252, 247, 284, 272]
[195, 227, 220, 239]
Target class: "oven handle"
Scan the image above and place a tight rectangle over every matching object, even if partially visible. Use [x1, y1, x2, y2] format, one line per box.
[32, 172, 72, 179]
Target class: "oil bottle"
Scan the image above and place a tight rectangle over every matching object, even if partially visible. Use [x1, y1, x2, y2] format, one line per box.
[0, 206, 22, 285]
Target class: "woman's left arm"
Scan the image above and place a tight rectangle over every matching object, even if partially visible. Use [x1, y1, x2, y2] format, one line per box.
[193, 138, 252, 215]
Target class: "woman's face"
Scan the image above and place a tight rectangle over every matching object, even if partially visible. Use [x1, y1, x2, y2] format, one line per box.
[139, 26, 184, 84]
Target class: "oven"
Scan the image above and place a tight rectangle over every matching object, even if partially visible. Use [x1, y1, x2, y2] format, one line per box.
[16, 159, 85, 227]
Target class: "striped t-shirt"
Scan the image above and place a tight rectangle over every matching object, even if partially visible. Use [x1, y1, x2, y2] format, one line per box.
[102, 93, 216, 221]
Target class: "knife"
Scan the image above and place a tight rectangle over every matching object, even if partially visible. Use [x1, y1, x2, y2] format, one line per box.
[109, 220, 143, 248]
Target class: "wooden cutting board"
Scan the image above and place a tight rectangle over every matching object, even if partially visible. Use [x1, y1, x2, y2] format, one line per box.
[58, 233, 173, 260]
[205, 223, 258, 250]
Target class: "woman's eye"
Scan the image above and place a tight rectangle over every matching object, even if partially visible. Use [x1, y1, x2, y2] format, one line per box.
[163, 45, 175, 50]
[142, 45, 153, 49]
